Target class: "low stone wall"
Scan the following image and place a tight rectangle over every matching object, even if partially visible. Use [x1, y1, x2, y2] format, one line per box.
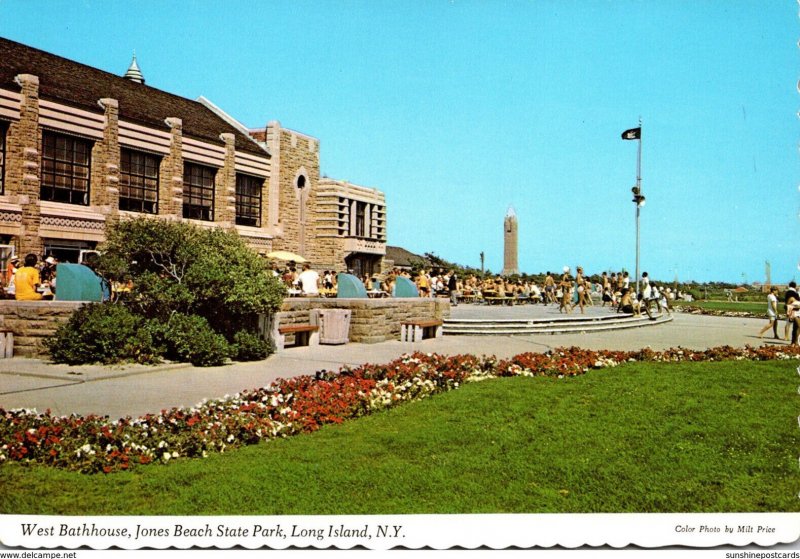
[0, 297, 451, 358]
[0, 301, 83, 357]
[276, 297, 451, 344]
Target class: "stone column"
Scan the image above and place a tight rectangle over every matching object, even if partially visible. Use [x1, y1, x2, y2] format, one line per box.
[93, 98, 120, 225]
[216, 132, 236, 226]
[265, 121, 282, 236]
[160, 117, 183, 218]
[13, 74, 43, 256]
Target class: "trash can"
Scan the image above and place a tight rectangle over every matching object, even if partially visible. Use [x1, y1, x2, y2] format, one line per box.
[310, 309, 352, 345]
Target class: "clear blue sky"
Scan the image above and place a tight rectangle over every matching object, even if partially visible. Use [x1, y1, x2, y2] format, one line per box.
[1, 1, 797, 284]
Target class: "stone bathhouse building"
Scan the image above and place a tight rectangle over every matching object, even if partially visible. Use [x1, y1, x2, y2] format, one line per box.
[0, 37, 387, 277]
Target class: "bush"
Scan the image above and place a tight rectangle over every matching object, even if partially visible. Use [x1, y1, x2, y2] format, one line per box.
[158, 313, 230, 367]
[97, 218, 286, 338]
[46, 303, 160, 365]
[231, 330, 272, 362]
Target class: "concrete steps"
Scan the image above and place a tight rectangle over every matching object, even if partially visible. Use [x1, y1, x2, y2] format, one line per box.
[443, 312, 673, 336]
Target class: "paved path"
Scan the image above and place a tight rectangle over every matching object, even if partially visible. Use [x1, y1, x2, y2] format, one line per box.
[0, 307, 785, 420]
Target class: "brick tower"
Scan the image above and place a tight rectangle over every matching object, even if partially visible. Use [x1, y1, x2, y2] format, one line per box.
[501, 206, 519, 276]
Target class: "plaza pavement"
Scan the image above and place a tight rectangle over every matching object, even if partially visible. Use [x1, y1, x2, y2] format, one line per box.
[0, 303, 784, 420]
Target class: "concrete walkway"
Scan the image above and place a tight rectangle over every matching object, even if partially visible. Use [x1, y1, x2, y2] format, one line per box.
[0, 307, 786, 420]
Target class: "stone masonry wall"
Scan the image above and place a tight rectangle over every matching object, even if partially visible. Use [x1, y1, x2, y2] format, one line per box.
[275, 298, 450, 344]
[0, 297, 449, 358]
[0, 301, 82, 357]
[268, 124, 320, 259]
[9, 74, 43, 256]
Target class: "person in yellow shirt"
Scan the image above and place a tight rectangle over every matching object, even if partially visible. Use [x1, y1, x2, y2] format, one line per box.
[14, 254, 43, 301]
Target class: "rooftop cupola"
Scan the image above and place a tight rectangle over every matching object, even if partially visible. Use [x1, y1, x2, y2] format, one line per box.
[123, 52, 145, 84]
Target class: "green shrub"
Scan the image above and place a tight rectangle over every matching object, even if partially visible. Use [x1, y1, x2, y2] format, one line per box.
[97, 218, 286, 338]
[159, 313, 230, 367]
[231, 330, 272, 362]
[46, 303, 160, 365]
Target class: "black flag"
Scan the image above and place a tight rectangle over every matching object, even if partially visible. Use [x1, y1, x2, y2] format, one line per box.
[621, 127, 641, 140]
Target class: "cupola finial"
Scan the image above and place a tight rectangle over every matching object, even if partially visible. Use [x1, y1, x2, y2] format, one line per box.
[123, 51, 145, 84]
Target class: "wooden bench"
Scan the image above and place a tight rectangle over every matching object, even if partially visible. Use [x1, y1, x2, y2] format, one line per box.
[276, 324, 319, 350]
[400, 319, 443, 342]
[0, 330, 13, 358]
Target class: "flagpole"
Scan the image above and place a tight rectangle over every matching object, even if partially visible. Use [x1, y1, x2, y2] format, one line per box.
[635, 117, 642, 293]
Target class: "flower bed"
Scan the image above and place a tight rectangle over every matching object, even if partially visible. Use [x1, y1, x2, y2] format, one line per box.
[674, 306, 763, 319]
[2, 345, 799, 474]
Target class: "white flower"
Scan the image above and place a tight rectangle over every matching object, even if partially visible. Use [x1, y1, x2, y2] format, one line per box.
[163, 452, 171, 461]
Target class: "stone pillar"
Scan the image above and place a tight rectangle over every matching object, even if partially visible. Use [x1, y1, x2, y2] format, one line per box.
[265, 121, 282, 236]
[13, 74, 43, 257]
[160, 117, 183, 218]
[93, 98, 120, 225]
[216, 132, 236, 226]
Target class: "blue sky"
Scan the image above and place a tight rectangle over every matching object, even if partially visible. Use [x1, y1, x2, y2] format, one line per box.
[1, 1, 797, 284]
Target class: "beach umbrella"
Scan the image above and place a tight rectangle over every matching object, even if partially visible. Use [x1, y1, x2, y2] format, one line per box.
[266, 251, 307, 263]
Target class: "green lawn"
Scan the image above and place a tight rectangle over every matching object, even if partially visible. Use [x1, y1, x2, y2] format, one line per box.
[1, 360, 798, 514]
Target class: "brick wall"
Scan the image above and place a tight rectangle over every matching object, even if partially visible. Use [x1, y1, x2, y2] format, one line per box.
[0, 300, 82, 357]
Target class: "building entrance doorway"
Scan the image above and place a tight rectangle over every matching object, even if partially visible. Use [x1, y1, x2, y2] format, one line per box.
[345, 253, 381, 280]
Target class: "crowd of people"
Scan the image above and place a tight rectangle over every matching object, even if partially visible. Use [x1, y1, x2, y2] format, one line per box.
[3, 253, 57, 301]
[8, 253, 796, 346]
[272, 261, 683, 320]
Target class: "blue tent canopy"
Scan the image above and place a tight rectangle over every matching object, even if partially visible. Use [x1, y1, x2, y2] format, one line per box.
[336, 273, 368, 298]
[55, 263, 108, 301]
[393, 276, 419, 298]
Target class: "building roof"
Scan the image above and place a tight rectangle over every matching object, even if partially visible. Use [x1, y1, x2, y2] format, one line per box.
[0, 37, 266, 156]
[385, 246, 426, 268]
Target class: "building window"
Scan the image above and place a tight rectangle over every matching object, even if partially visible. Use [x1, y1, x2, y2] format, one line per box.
[0, 122, 6, 195]
[119, 148, 159, 214]
[41, 131, 91, 205]
[182, 162, 215, 221]
[235, 173, 262, 227]
[355, 202, 366, 237]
